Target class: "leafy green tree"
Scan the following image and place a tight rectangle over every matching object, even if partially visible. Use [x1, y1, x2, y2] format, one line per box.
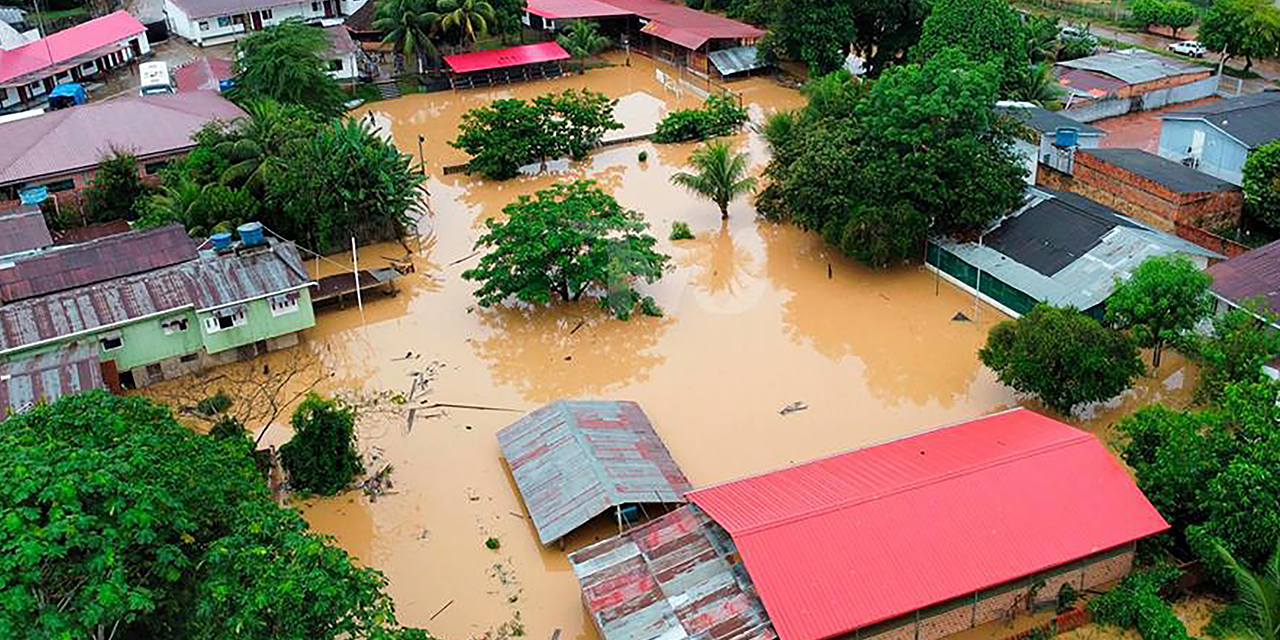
[1105, 254, 1214, 368]
[651, 94, 749, 143]
[230, 18, 348, 118]
[488, 0, 528, 41]
[848, 0, 928, 74]
[1131, 0, 1167, 31]
[462, 180, 669, 318]
[83, 147, 149, 223]
[374, 0, 444, 72]
[1200, 0, 1280, 73]
[215, 99, 322, 193]
[0, 392, 427, 640]
[1162, 1, 1199, 38]
[452, 90, 621, 178]
[532, 89, 623, 159]
[1089, 565, 1193, 640]
[1212, 540, 1280, 640]
[1193, 302, 1280, 403]
[557, 19, 609, 73]
[915, 0, 1029, 87]
[979, 304, 1146, 415]
[671, 140, 756, 220]
[279, 394, 364, 495]
[757, 0, 858, 75]
[1025, 14, 1060, 62]
[438, 0, 495, 43]
[1243, 140, 1280, 230]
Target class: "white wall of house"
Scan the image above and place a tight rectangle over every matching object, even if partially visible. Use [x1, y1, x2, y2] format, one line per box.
[166, 0, 355, 46]
[325, 50, 359, 81]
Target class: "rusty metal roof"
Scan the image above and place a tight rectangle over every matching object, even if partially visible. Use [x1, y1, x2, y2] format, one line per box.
[0, 344, 103, 420]
[0, 204, 52, 257]
[0, 224, 198, 303]
[0, 241, 311, 354]
[569, 504, 777, 640]
[1209, 238, 1280, 316]
[498, 400, 692, 545]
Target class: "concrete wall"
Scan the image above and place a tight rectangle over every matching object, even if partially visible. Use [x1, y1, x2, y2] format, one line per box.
[1158, 118, 1251, 186]
[167, 0, 340, 46]
[853, 543, 1136, 640]
[1035, 152, 1243, 232]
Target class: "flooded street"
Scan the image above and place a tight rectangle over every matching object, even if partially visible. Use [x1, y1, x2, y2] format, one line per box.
[153, 52, 1200, 640]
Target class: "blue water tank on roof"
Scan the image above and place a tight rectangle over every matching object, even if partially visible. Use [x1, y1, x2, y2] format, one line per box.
[237, 222, 265, 247]
[210, 232, 233, 251]
[1054, 127, 1080, 148]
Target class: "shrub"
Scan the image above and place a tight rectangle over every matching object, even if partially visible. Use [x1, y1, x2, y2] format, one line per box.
[485, 537, 500, 550]
[278, 394, 364, 495]
[1088, 565, 1191, 640]
[652, 94, 749, 143]
[82, 148, 150, 223]
[638, 150, 648, 162]
[670, 220, 694, 240]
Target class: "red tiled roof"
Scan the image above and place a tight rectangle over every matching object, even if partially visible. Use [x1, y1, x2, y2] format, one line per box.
[0, 224, 198, 303]
[445, 42, 570, 73]
[687, 408, 1169, 640]
[0, 11, 145, 86]
[0, 91, 245, 187]
[0, 205, 52, 256]
[526, 0, 632, 19]
[1208, 238, 1280, 316]
[174, 56, 232, 93]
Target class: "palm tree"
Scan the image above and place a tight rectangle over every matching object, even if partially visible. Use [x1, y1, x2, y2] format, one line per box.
[557, 19, 609, 74]
[1009, 62, 1065, 107]
[671, 140, 757, 220]
[215, 100, 318, 193]
[374, 0, 443, 73]
[1215, 540, 1280, 640]
[438, 0, 495, 45]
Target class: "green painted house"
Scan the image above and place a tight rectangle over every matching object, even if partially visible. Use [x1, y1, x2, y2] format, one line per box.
[0, 226, 316, 389]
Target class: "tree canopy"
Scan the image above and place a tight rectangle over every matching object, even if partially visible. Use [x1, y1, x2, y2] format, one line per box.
[979, 304, 1146, 415]
[651, 94, 749, 144]
[1104, 254, 1214, 368]
[1199, 0, 1280, 72]
[279, 394, 364, 496]
[1191, 302, 1280, 403]
[915, 0, 1029, 88]
[1132, 0, 1199, 37]
[0, 391, 427, 640]
[83, 147, 150, 224]
[462, 180, 669, 319]
[230, 18, 348, 118]
[1242, 140, 1280, 230]
[670, 140, 757, 220]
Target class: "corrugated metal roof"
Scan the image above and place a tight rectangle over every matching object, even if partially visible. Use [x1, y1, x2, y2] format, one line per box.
[0, 205, 51, 256]
[1209, 239, 1280, 316]
[498, 400, 692, 545]
[174, 56, 232, 93]
[526, 0, 633, 19]
[687, 408, 1170, 640]
[708, 46, 764, 75]
[569, 504, 777, 640]
[0, 241, 310, 354]
[604, 0, 763, 42]
[994, 104, 1104, 136]
[445, 42, 570, 74]
[0, 91, 245, 186]
[0, 11, 145, 85]
[1163, 90, 1280, 148]
[0, 224, 198, 303]
[641, 21, 707, 50]
[0, 344, 103, 420]
[1056, 49, 1203, 86]
[936, 188, 1221, 310]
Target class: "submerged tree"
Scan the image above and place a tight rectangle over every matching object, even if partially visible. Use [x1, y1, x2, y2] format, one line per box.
[979, 304, 1146, 415]
[557, 19, 609, 73]
[671, 140, 756, 220]
[231, 18, 348, 118]
[462, 180, 669, 319]
[1105, 254, 1214, 368]
[278, 394, 364, 495]
[1192, 302, 1280, 403]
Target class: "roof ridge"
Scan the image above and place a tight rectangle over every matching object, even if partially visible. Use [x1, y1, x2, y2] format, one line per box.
[727, 430, 1095, 537]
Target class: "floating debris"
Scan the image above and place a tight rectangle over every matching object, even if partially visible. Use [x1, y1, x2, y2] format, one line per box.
[952, 311, 971, 322]
[779, 401, 809, 416]
[360, 464, 395, 501]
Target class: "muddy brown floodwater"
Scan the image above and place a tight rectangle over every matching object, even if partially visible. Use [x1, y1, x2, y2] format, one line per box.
[148, 52, 1201, 640]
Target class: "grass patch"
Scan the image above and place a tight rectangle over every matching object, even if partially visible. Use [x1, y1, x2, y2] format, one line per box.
[29, 7, 89, 24]
[670, 221, 694, 240]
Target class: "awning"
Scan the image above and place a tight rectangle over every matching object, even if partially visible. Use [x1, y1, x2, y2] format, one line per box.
[708, 45, 764, 75]
[444, 42, 570, 74]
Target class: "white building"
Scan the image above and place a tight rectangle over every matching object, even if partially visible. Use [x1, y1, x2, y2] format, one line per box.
[164, 0, 368, 46]
[0, 11, 150, 113]
[323, 25, 361, 81]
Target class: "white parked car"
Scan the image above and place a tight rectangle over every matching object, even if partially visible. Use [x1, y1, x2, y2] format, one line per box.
[1168, 41, 1207, 57]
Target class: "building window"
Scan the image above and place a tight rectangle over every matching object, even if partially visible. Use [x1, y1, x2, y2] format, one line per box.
[199, 20, 210, 30]
[100, 333, 123, 351]
[261, 8, 273, 19]
[217, 15, 233, 27]
[204, 307, 247, 333]
[328, 59, 343, 71]
[311, 1, 319, 9]
[162, 317, 189, 334]
[145, 161, 169, 175]
[44, 178, 75, 193]
[270, 292, 300, 316]
[180, 352, 200, 363]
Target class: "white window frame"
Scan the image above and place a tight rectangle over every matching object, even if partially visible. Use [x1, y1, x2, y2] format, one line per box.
[162, 317, 189, 335]
[204, 307, 248, 333]
[216, 15, 232, 27]
[269, 293, 300, 317]
[100, 333, 124, 351]
[199, 20, 209, 30]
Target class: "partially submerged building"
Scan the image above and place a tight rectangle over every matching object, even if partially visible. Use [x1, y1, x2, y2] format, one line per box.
[0, 224, 316, 390]
[498, 400, 692, 546]
[1158, 90, 1280, 185]
[1055, 49, 1215, 121]
[0, 11, 151, 113]
[444, 42, 571, 90]
[163, 0, 368, 46]
[571, 408, 1169, 640]
[926, 188, 1221, 318]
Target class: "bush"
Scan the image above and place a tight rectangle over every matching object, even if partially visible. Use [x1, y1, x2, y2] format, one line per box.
[669, 220, 694, 240]
[82, 148, 150, 223]
[1088, 565, 1191, 640]
[485, 537, 500, 550]
[1242, 140, 1280, 230]
[652, 94, 749, 143]
[638, 150, 648, 162]
[1191, 303, 1280, 403]
[278, 394, 364, 495]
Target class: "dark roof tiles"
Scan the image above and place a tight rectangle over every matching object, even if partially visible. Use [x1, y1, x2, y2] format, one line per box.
[1208, 239, 1280, 315]
[1083, 148, 1240, 193]
[1165, 91, 1280, 148]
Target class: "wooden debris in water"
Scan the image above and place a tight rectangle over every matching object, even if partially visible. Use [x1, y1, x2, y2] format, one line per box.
[779, 401, 808, 415]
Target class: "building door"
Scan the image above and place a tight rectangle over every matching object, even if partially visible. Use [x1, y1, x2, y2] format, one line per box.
[323, 0, 336, 17]
[250, 11, 263, 29]
[129, 38, 141, 58]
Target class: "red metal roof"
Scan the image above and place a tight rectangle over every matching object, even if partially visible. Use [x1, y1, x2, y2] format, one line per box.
[687, 408, 1169, 640]
[602, 0, 763, 45]
[0, 11, 145, 86]
[174, 56, 232, 93]
[526, 0, 632, 19]
[498, 400, 692, 545]
[0, 205, 52, 256]
[1208, 238, 1280, 317]
[569, 505, 777, 640]
[444, 42, 570, 74]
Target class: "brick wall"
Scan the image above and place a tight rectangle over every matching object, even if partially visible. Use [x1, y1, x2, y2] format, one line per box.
[1034, 153, 1243, 232]
[1117, 70, 1212, 99]
[1174, 221, 1251, 258]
